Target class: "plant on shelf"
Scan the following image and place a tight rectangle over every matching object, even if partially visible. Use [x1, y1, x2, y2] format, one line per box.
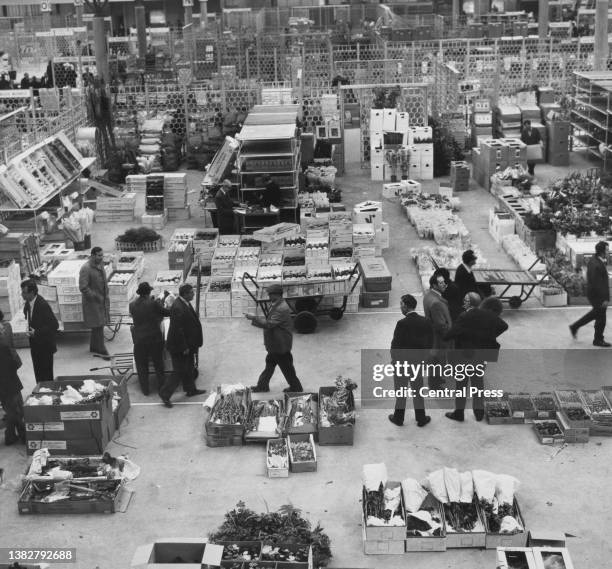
[210, 502, 332, 567]
[523, 211, 554, 232]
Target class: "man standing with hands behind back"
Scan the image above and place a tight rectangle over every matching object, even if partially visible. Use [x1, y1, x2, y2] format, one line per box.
[21, 280, 59, 383]
[160, 283, 206, 407]
[79, 247, 110, 358]
[570, 241, 611, 347]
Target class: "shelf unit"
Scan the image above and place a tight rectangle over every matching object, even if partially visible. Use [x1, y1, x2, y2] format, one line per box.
[235, 115, 301, 221]
[570, 71, 612, 169]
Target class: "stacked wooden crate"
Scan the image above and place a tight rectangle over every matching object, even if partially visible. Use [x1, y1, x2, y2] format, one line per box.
[95, 193, 136, 223]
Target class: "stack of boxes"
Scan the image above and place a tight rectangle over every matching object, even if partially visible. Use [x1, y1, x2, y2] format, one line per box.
[546, 120, 570, 166]
[142, 174, 167, 229]
[488, 208, 516, 244]
[168, 229, 195, 276]
[493, 104, 522, 138]
[359, 257, 392, 309]
[472, 138, 526, 191]
[47, 259, 87, 324]
[0, 261, 23, 321]
[107, 270, 138, 315]
[450, 161, 471, 192]
[163, 173, 190, 221]
[205, 277, 232, 318]
[193, 229, 219, 268]
[370, 108, 412, 181]
[470, 98, 493, 148]
[409, 126, 434, 180]
[125, 174, 147, 193]
[95, 193, 136, 224]
[329, 211, 353, 262]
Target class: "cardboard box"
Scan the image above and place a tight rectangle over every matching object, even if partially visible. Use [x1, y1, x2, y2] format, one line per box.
[318, 387, 354, 445]
[360, 291, 389, 308]
[370, 109, 383, 132]
[532, 420, 565, 445]
[444, 498, 486, 548]
[496, 547, 538, 569]
[527, 530, 566, 548]
[353, 201, 382, 227]
[352, 224, 376, 245]
[287, 433, 317, 473]
[131, 539, 206, 568]
[363, 481, 406, 541]
[382, 108, 396, 131]
[404, 493, 447, 552]
[284, 392, 318, 438]
[484, 498, 527, 549]
[266, 438, 289, 478]
[371, 164, 383, 181]
[359, 257, 392, 292]
[532, 547, 575, 569]
[363, 525, 405, 555]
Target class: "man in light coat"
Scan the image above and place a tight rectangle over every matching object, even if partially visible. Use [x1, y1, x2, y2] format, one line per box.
[79, 247, 110, 357]
[245, 284, 303, 393]
[422, 270, 453, 389]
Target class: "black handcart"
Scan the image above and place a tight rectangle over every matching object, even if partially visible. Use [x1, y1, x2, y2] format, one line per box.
[241, 265, 362, 333]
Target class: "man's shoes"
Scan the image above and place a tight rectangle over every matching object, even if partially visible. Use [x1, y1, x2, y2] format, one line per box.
[417, 416, 431, 427]
[388, 414, 403, 427]
[593, 340, 611, 347]
[445, 411, 464, 422]
[569, 325, 577, 340]
[185, 388, 207, 397]
[161, 399, 173, 408]
[251, 386, 270, 393]
[284, 387, 303, 393]
[473, 411, 484, 422]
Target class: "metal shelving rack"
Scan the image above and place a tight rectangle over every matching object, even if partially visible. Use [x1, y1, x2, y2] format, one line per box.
[570, 70, 612, 170]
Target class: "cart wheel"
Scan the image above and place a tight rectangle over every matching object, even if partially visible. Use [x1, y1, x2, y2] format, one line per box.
[294, 311, 318, 334]
[329, 307, 344, 321]
[295, 297, 318, 313]
[508, 296, 522, 309]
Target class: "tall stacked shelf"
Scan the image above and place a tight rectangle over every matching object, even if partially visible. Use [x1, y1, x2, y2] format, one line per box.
[570, 71, 612, 171]
[235, 106, 301, 226]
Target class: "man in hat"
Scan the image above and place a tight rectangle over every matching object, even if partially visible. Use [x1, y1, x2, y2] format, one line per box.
[214, 179, 236, 235]
[245, 284, 303, 393]
[454, 249, 480, 302]
[129, 282, 170, 395]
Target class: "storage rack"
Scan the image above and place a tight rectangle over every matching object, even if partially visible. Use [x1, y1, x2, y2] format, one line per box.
[570, 71, 612, 171]
[235, 108, 301, 229]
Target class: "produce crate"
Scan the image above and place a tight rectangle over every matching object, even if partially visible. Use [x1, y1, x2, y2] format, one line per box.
[556, 410, 589, 443]
[481, 498, 527, 549]
[205, 434, 244, 448]
[205, 388, 251, 439]
[245, 400, 284, 441]
[553, 389, 582, 407]
[363, 481, 406, 541]
[507, 393, 538, 421]
[556, 403, 591, 429]
[266, 438, 289, 478]
[287, 433, 317, 473]
[107, 271, 137, 297]
[18, 478, 125, 515]
[132, 539, 206, 566]
[362, 524, 405, 555]
[443, 498, 486, 549]
[533, 419, 565, 444]
[404, 493, 447, 552]
[496, 547, 538, 569]
[530, 392, 558, 419]
[532, 547, 576, 569]
[485, 400, 522, 424]
[115, 237, 162, 252]
[284, 392, 318, 439]
[318, 386, 354, 446]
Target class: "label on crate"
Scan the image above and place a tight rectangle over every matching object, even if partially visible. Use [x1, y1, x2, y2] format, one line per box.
[26, 423, 44, 432]
[27, 440, 68, 450]
[512, 411, 525, 419]
[60, 410, 101, 421]
[26, 422, 65, 432]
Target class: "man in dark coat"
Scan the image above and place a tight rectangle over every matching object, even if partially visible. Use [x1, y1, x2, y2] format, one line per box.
[260, 174, 281, 208]
[570, 241, 610, 346]
[79, 247, 110, 357]
[520, 119, 543, 176]
[438, 268, 463, 322]
[454, 249, 480, 301]
[160, 283, 206, 407]
[388, 294, 434, 428]
[21, 280, 59, 383]
[214, 179, 236, 235]
[129, 282, 170, 395]
[0, 309, 25, 445]
[246, 284, 303, 393]
[444, 294, 509, 422]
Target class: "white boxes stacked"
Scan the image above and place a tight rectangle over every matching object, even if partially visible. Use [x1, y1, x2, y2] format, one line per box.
[193, 229, 219, 267]
[0, 261, 22, 321]
[329, 212, 353, 259]
[371, 108, 414, 181]
[107, 270, 138, 315]
[125, 175, 147, 193]
[163, 173, 190, 221]
[211, 247, 236, 277]
[95, 193, 136, 224]
[47, 259, 87, 323]
[141, 210, 168, 230]
[370, 109, 384, 181]
[488, 209, 516, 244]
[411, 127, 434, 180]
[205, 277, 232, 318]
[353, 201, 383, 258]
[114, 252, 145, 278]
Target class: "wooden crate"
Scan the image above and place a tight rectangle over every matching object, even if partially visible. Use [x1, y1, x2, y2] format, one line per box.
[287, 433, 317, 473]
[317, 386, 354, 445]
[482, 498, 527, 549]
[266, 438, 289, 478]
[404, 493, 447, 552]
[532, 420, 565, 445]
[115, 237, 162, 252]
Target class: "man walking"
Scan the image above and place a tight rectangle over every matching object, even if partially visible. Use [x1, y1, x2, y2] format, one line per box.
[160, 283, 206, 407]
[388, 294, 433, 428]
[214, 179, 236, 235]
[520, 119, 543, 176]
[21, 280, 59, 383]
[570, 241, 610, 347]
[246, 284, 303, 393]
[79, 247, 110, 357]
[129, 282, 169, 395]
[423, 270, 453, 389]
[444, 294, 508, 422]
[454, 250, 480, 301]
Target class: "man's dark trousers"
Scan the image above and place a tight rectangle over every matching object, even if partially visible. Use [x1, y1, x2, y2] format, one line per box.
[134, 339, 165, 393]
[161, 349, 197, 400]
[391, 368, 426, 424]
[256, 352, 303, 391]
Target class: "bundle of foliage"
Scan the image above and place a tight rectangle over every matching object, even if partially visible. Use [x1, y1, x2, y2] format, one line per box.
[429, 117, 464, 177]
[544, 251, 586, 297]
[523, 211, 554, 231]
[209, 502, 332, 567]
[116, 227, 161, 244]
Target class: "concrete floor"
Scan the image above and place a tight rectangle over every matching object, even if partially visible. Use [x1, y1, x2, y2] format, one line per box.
[1, 152, 612, 568]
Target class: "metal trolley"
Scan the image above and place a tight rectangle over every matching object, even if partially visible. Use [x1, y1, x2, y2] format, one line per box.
[241, 265, 362, 333]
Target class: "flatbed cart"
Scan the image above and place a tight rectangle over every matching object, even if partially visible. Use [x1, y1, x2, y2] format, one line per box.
[436, 258, 551, 309]
[241, 265, 362, 333]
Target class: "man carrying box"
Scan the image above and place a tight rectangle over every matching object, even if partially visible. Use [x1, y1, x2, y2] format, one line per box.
[520, 120, 543, 176]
